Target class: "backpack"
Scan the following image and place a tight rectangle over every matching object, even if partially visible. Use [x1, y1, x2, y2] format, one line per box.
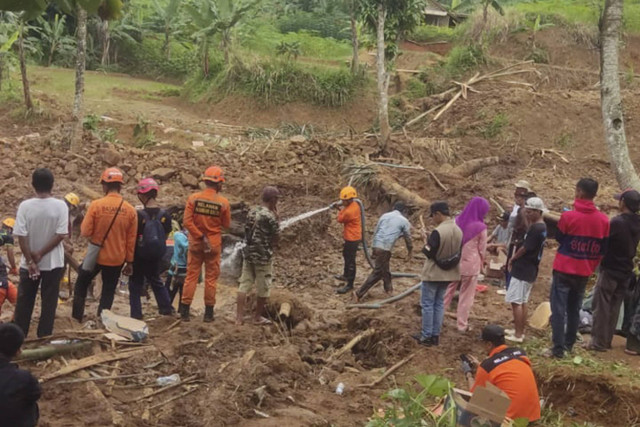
[136, 210, 167, 260]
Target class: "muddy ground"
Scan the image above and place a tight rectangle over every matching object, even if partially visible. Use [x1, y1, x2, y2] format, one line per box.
[3, 24, 640, 426]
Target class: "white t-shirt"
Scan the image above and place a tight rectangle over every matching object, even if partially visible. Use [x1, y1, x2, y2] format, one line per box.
[14, 197, 69, 271]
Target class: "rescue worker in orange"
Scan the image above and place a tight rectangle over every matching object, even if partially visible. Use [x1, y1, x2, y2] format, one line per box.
[462, 324, 541, 424]
[332, 186, 362, 294]
[72, 168, 138, 321]
[180, 166, 231, 322]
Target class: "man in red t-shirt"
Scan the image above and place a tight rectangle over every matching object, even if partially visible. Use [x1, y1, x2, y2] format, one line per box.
[463, 325, 541, 424]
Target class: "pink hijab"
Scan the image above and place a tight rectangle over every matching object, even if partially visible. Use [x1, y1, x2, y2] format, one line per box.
[455, 197, 490, 245]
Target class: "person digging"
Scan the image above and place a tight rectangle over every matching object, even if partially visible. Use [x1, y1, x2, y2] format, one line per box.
[236, 186, 281, 326]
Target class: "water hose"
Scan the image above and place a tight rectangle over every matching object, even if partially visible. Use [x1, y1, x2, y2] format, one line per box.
[353, 198, 419, 279]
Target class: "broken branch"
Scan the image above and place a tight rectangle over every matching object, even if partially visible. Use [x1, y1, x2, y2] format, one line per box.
[347, 283, 422, 309]
[330, 328, 376, 361]
[450, 156, 500, 177]
[356, 354, 415, 388]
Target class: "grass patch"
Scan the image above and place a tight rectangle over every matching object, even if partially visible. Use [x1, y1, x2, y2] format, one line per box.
[444, 44, 488, 75]
[409, 25, 460, 43]
[480, 112, 509, 139]
[185, 59, 367, 107]
[510, 0, 640, 34]
[241, 22, 352, 62]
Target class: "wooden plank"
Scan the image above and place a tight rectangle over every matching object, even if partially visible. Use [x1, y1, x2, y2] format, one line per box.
[40, 349, 149, 383]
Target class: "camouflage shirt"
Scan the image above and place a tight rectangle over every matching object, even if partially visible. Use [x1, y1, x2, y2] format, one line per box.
[243, 206, 279, 265]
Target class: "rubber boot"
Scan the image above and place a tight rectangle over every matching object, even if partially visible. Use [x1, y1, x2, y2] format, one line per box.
[236, 293, 246, 325]
[336, 283, 354, 294]
[255, 297, 268, 322]
[204, 305, 215, 323]
[179, 303, 191, 322]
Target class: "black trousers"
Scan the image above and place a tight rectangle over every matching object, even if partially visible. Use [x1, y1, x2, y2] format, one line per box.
[356, 248, 392, 298]
[14, 268, 64, 338]
[72, 264, 122, 321]
[165, 267, 187, 305]
[591, 269, 630, 350]
[129, 258, 172, 319]
[342, 240, 359, 287]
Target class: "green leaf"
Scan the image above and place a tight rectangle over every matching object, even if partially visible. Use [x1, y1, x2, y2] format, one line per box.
[384, 388, 410, 400]
[513, 417, 530, 427]
[573, 356, 583, 365]
[0, 30, 19, 53]
[414, 374, 451, 398]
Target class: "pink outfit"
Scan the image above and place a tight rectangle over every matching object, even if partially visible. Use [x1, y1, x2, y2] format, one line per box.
[444, 230, 487, 331]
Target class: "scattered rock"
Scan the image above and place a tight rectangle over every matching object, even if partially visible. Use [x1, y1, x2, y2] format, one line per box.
[290, 135, 306, 143]
[181, 173, 199, 188]
[151, 167, 177, 181]
[102, 149, 122, 166]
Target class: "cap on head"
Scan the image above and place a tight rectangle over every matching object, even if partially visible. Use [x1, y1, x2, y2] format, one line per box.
[203, 166, 225, 183]
[514, 180, 531, 192]
[2, 218, 15, 229]
[429, 201, 450, 217]
[137, 178, 159, 194]
[615, 189, 640, 213]
[524, 197, 547, 212]
[262, 186, 280, 202]
[64, 192, 80, 207]
[480, 324, 505, 345]
[340, 186, 357, 201]
[101, 167, 124, 184]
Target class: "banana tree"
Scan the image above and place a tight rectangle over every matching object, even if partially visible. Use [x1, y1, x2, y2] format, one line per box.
[37, 14, 75, 66]
[185, 0, 260, 75]
[0, 13, 19, 91]
[152, 0, 182, 60]
[452, 0, 503, 26]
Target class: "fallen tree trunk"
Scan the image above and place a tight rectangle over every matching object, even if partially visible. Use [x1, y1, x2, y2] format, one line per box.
[330, 328, 376, 361]
[279, 302, 291, 318]
[450, 157, 500, 177]
[40, 348, 149, 382]
[17, 341, 92, 361]
[375, 175, 430, 209]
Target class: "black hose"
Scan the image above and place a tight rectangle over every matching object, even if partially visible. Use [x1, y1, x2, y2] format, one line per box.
[354, 199, 419, 279]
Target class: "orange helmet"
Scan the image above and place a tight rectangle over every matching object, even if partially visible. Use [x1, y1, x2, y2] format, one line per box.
[340, 186, 357, 201]
[101, 167, 124, 183]
[202, 166, 225, 183]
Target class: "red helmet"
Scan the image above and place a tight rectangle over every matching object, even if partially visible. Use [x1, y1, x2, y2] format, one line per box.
[137, 177, 159, 194]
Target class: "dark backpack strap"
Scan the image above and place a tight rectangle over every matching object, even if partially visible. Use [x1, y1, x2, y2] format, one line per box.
[480, 347, 528, 373]
[100, 198, 124, 247]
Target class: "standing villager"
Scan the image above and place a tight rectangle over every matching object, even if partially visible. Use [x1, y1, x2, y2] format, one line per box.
[504, 181, 531, 292]
[413, 201, 463, 347]
[353, 201, 412, 302]
[588, 189, 640, 351]
[505, 197, 548, 343]
[129, 178, 173, 320]
[59, 192, 82, 299]
[236, 186, 281, 325]
[166, 227, 188, 305]
[180, 166, 231, 322]
[0, 218, 18, 276]
[332, 186, 362, 295]
[443, 197, 490, 332]
[548, 178, 609, 358]
[72, 168, 138, 322]
[13, 168, 68, 337]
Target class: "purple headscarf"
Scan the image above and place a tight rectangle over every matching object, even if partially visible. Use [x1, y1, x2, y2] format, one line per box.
[455, 197, 490, 245]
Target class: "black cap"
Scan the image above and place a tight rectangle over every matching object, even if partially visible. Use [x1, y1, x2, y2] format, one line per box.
[480, 324, 505, 345]
[614, 189, 640, 213]
[497, 211, 510, 221]
[429, 201, 450, 217]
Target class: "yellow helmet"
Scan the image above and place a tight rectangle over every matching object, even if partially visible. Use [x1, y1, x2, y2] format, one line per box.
[2, 218, 15, 229]
[340, 186, 358, 201]
[65, 192, 80, 207]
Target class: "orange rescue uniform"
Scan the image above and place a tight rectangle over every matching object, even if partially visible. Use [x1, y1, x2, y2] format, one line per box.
[471, 345, 541, 423]
[0, 281, 17, 317]
[182, 188, 231, 306]
[337, 202, 362, 242]
[81, 193, 138, 266]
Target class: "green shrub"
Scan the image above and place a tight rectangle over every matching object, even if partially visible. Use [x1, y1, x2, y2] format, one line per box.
[186, 59, 367, 107]
[481, 113, 508, 139]
[276, 11, 350, 40]
[410, 25, 459, 43]
[444, 44, 487, 76]
[114, 37, 198, 81]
